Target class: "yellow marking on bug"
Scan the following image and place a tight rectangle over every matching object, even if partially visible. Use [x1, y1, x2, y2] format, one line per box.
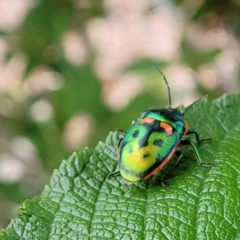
[122, 143, 157, 172]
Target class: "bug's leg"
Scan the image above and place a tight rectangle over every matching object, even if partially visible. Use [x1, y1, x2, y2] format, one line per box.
[181, 139, 215, 167]
[116, 128, 126, 134]
[160, 151, 183, 187]
[116, 129, 125, 147]
[107, 171, 120, 179]
[107, 129, 125, 180]
[186, 129, 211, 144]
[118, 138, 123, 148]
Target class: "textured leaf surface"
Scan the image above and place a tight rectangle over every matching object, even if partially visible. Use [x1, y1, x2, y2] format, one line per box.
[1, 94, 240, 240]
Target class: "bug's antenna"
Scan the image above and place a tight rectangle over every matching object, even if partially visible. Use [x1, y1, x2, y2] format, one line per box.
[155, 67, 172, 109]
[183, 95, 208, 115]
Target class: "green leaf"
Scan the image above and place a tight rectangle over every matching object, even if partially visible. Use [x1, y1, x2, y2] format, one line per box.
[1, 94, 240, 240]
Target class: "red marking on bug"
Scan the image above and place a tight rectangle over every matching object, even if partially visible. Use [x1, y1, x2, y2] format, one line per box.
[144, 149, 176, 180]
[183, 121, 189, 135]
[160, 122, 173, 136]
[140, 117, 155, 124]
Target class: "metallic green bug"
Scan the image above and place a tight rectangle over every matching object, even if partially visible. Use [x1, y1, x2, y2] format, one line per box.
[110, 69, 214, 185]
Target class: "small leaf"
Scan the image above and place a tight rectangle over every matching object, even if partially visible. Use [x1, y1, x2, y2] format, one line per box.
[1, 94, 240, 240]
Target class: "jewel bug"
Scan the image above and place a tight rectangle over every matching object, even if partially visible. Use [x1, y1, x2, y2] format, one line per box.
[109, 69, 214, 185]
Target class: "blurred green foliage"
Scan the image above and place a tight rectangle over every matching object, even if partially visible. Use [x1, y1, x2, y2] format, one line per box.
[0, 0, 240, 229]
